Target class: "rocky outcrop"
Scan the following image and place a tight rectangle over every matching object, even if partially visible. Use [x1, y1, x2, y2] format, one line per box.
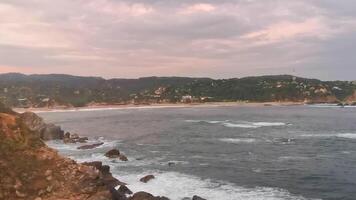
[0, 112, 114, 200]
[19, 112, 64, 140]
[129, 192, 169, 200]
[346, 90, 356, 104]
[63, 132, 88, 144]
[192, 195, 207, 200]
[140, 175, 155, 183]
[77, 142, 104, 150]
[105, 149, 129, 161]
[0, 106, 171, 200]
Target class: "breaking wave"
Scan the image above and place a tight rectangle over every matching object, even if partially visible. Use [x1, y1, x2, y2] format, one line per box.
[186, 120, 287, 128]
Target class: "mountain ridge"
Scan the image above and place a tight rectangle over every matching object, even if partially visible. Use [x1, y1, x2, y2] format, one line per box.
[0, 73, 355, 107]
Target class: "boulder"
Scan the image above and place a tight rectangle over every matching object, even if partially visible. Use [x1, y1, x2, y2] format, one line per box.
[192, 196, 206, 200]
[77, 142, 104, 150]
[119, 154, 128, 161]
[105, 149, 121, 158]
[63, 138, 76, 144]
[19, 112, 64, 140]
[117, 185, 133, 195]
[77, 137, 89, 143]
[139, 175, 155, 183]
[110, 187, 128, 200]
[129, 192, 169, 200]
[64, 132, 70, 138]
[41, 123, 64, 140]
[70, 133, 79, 139]
[83, 161, 125, 188]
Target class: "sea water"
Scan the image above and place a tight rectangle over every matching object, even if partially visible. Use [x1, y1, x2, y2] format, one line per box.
[42, 105, 356, 200]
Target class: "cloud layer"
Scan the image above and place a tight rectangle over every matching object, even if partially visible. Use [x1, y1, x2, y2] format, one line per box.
[0, 0, 355, 80]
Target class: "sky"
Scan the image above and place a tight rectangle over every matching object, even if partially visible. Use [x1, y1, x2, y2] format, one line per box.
[0, 0, 355, 80]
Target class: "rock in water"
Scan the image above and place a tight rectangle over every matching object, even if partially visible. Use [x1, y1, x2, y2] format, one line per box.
[117, 185, 133, 195]
[129, 192, 169, 200]
[192, 195, 207, 200]
[119, 154, 128, 161]
[105, 149, 121, 158]
[77, 142, 104, 150]
[139, 175, 155, 183]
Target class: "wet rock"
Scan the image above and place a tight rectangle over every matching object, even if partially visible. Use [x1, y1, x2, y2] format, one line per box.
[118, 185, 133, 195]
[83, 161, 125, 188]
[139, 175, 155, 183]
[77, 137, 89, 143]
[105, 149, 121, 158]
[192, 195, 207, 200]
[129, 192, 169, 200]
[119, 154, 128, 161]
[63, 137, 76, 144]
[64, 132, 70, 138]
[70, 133, 80, 139]
[110, 187, 128, 200]
[77, 142, 104, 150]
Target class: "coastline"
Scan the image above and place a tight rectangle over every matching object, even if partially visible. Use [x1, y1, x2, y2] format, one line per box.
[13, 101, 306, 113]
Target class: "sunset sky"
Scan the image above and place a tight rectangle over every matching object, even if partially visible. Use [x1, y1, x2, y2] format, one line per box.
[0, 0, 355, 80]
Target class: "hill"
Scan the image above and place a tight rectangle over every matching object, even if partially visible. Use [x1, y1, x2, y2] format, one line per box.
[0, 73, 355, 107]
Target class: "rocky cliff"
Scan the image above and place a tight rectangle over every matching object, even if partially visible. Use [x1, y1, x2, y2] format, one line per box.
[0, 105, 170, 200]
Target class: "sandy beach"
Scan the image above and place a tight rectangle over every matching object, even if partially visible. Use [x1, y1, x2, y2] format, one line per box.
[13, 101, 305, 113]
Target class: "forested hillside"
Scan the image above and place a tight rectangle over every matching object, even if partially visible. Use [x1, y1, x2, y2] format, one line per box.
[0, 73, 355, 107]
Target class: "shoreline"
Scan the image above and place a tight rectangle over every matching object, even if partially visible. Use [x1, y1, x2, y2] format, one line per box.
[13, 101, 306, 113]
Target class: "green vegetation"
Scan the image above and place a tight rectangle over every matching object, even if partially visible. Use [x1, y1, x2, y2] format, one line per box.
[0, 73, 355, 107]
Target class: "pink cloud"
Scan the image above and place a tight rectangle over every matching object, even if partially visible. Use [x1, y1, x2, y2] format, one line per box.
[242, 18, 330, 42]
[180, 3, 216, 15]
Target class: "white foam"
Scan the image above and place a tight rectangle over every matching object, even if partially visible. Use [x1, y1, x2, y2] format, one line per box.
[223, 122, 259, 128]
[186, 120, 287, 129]
[219, 138, 257, 144]
[278, 156, 309, 161]
[300, 133, 356, 139]
[336, 133, 356, 139]
[253, 122, 286, 127]
[114, 171, 313, 200]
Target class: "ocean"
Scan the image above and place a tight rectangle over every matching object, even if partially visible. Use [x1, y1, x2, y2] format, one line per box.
[41, 105, 356, 200]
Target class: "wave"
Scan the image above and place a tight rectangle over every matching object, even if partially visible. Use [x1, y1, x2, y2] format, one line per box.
[185, 120, 287, 129]
[307, 104, 356, 108]
[300, 133, 356, 139]
[219, 138, 257, 144]
[278, 156, 310, 161]
[114, 171, 314, 200]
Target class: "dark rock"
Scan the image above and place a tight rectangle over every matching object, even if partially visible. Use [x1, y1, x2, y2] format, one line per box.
[168, 162, 175, 167]
[83, 161, 125, 188]
[117, 185, 133, 195]
[63, 138, 76, 144]
[110, 187, 127, 200]
[83, 161, 103, 170]
[70, 133, 80, 139]
[105, 149, 121, 158]
[139, 175, 155, 183]
[77, 137, 88, 143]
[129, 192, 169, 200]
[64, 132, 70, 138]
[192, 195, 206, 200]
[77, 142, 104, 150]
[119, 154, 128, 161]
